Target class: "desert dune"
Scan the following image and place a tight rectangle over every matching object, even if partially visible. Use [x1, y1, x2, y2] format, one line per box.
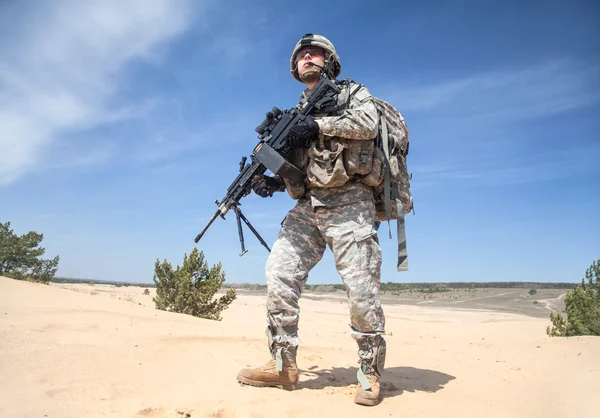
[1, 276, 598, 418]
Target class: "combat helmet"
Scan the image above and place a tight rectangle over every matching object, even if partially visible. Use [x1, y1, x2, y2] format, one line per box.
[290, 33, 341, 82]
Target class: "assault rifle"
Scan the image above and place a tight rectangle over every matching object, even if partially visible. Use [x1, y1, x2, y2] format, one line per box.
[194, 73, 341, 256]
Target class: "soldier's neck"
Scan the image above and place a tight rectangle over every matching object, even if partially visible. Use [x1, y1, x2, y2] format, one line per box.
[305, 80, 318, 90]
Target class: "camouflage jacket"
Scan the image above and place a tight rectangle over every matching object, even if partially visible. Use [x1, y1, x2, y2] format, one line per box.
[291, 80, 378, 207]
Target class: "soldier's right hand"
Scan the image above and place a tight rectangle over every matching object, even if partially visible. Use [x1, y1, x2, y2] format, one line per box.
[251, 175, 281, 198]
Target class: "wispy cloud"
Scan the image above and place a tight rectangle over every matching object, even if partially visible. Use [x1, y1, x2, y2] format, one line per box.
[392, 59, 600, 122]
[389, 59, 600, 188]
[412, 142, 599, 187]
[0, 0, 197, 185]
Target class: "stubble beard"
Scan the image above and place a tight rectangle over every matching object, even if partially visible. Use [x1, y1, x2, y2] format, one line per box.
[299, 68, 321, 83]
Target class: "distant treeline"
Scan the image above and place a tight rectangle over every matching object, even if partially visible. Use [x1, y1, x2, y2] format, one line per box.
[51, 277, 156, 288]
[379, 281, 576, 291]
[226, 281, 576, 292]
[52, 277, 575, 291]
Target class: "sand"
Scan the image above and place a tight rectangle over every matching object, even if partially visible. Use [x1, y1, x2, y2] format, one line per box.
[1, 276, 598, 418]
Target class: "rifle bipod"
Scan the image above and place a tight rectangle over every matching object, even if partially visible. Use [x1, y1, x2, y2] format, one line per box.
[194, 201, 271, 256]
[232, 204, 271, 256]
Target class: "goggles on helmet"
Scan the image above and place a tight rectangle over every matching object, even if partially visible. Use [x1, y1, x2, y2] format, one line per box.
[294, 46, 326, 63]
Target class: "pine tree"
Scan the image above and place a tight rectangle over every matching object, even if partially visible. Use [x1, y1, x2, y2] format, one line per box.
[547, 258, 600, 336]
[0, 221, 59, 284]
[153, 248, 236, 321]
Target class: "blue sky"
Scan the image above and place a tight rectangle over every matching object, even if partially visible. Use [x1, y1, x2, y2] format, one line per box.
[1, 0, 598, 285]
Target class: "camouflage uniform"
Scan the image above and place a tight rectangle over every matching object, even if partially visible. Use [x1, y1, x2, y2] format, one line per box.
[266, 82, 386, 352]
[237, 34, 386, 405]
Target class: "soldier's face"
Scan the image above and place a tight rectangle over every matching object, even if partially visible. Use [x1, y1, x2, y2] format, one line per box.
[296, 47, 326, 82]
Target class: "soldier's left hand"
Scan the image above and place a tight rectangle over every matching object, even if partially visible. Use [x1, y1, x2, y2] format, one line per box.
[287, 116, 319, 149]
[251, 175, 281, 198]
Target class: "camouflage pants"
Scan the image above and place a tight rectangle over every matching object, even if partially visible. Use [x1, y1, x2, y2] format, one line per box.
[265, 198, 385, 348]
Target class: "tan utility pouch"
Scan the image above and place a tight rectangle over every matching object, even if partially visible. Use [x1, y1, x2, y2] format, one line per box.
[389, 154, 412, 213]
[343, 139, 374, 176]
[282, 177, 306, 199]
[306, 139, 349, 188]
[360, 146, 384, 187]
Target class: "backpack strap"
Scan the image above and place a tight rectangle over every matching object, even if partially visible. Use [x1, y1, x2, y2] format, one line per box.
[396, 203, 408, 271]
[317, 80, 364, 114]
[351, 84, 371, 103]
[380, 112, 393, 239]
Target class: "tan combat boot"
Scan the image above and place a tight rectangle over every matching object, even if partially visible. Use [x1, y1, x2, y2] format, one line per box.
[237, 348, 298, 390]
[353, 333, 386, 406]
[354, 373, 381, 406]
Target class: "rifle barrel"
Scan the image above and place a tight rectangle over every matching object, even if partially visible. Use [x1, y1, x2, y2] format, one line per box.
[194, 209, 221, 243]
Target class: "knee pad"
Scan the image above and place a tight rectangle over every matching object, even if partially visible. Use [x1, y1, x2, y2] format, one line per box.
[373, 336, 386, 375]
[356, 334, 386, 376]
[355, 334, 386, 390]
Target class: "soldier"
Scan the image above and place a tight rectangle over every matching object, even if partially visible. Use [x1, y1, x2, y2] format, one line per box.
[237, 33, 386, 406]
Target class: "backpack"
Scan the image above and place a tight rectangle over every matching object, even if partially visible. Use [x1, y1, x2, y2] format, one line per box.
[371, 97, 413, 272]
[322, 80, 413, 271]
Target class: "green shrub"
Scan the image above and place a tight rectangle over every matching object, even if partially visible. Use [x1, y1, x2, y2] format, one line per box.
[547, 258, 600, 337]
[315, 285, 335, 292]
[153, 248, 236, 321]
[528, 289, 537, 296]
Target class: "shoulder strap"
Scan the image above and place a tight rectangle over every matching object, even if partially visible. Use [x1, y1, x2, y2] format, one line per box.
[351, 84, 372, 102]
[324, 82, 371, 113]
[317, 81, 354, 114]
[380, 112, 392, 239]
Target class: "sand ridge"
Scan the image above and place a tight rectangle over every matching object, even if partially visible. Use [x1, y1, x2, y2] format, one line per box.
[1, 276, 598, 417]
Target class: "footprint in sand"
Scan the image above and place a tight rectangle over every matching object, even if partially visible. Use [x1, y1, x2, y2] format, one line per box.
[135, 407, 246, 418]
[135, 407, 193, 418]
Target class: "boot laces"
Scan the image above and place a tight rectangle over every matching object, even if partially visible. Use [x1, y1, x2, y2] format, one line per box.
[257, 359, 277, 372]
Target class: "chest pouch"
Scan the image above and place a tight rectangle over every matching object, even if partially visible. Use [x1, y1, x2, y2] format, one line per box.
[343, 139, 374, 176]
[306, 139, 349, 188]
